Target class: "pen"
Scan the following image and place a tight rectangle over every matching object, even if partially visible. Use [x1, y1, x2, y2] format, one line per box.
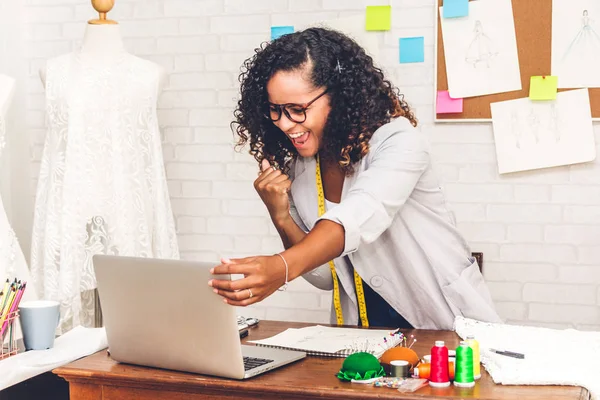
[489, 348, 525, 359]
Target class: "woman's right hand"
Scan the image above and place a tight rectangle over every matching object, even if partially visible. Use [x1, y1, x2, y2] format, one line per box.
[254, 159, 292, 223]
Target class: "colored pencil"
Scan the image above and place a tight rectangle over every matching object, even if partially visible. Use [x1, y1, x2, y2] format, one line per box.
[0, 279, 9, 306]
[0, 283, 15, 314]
[0, 282, 26, 337]
[0, 286, 16, 335]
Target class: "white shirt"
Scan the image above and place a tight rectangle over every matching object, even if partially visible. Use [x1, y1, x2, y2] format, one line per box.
[289, 117, 502, 330]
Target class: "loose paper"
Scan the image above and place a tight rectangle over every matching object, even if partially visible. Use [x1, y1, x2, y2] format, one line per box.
[551, 0, 600, 88]
[365, 6, 391, 31]
[271, 26, 294, 40]
[443, 0, 469, 19]
[0, 327, 107, 391]
[399, 37, 425, 63]
[439, 0, 521, 98]
[490, 89, 595, 174]
[529, 76, 558, 100]
[249, 325, 401, 358]
[436, 90, 463, 113]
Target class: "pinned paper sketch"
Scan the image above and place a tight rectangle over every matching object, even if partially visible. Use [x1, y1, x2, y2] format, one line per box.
[490, 89, 595, 174]
[465, 21, 498, 68]
[552, 0, 600, 88]
[439, 0, 521, 98]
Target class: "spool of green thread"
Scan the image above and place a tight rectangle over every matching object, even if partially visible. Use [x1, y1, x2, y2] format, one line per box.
[454, 341, 475, 388]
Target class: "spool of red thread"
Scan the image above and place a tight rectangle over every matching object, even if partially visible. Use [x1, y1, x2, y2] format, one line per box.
[429, 340, 450, 388]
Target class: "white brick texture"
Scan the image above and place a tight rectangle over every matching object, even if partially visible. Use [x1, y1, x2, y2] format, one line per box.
[20, 0, 600, 328]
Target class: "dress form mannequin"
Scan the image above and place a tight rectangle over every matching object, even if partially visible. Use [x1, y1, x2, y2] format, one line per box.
[0, 74, 37, 304]
[39, 4, 166, 91]
[31, 0, 178, 333]
[0, 74, 15, 117]
[0, 74, 16, 225]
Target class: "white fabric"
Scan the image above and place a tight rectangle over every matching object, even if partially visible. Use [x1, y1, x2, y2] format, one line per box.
[0, 0, 34, 262]
[292, 118, 500, 329]
[0, 94, 37, 307]
[454, 316, 597, 399]
[0, 326, 107, 391]
[31, 51, 179, 333]
[321, 199, 361, 324]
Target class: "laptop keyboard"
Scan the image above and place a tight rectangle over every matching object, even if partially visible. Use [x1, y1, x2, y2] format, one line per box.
[243, 356, 273, 371]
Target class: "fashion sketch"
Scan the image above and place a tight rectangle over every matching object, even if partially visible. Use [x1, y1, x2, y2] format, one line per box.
[508, 107, 548, 149]
[561, 10, 600, 62]
[465, 20, 499, 68]
[549, 103, 561, 142]
[491, 89, 594, 174]
[526, 108, 541, 144]
[509, 111, 522, 149]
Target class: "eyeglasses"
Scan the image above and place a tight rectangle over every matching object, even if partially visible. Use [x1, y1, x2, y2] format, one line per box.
[266, 89, 329, 124]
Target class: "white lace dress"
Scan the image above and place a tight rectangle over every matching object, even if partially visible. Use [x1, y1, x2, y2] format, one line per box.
[31, 52, 179, 333]
[0, 113, 35, 299]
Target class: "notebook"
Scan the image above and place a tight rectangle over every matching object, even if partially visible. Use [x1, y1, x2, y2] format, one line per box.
[249, 325, 403, 358]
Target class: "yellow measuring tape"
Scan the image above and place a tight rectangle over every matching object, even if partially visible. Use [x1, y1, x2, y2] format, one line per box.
[315, 156, 369, 327]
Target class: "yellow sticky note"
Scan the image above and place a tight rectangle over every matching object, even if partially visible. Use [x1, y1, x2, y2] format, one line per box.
[366, 5, 391, 31]
[529, 76, 558, 100]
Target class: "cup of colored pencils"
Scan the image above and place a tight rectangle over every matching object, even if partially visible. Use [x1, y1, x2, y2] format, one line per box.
[0, 278, 28, 359]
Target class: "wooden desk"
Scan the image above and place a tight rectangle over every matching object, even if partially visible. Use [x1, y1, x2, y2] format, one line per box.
[54, 321, 589, 400]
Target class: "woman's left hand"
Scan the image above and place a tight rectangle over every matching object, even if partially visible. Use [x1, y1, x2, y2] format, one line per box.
[209, 256, 286, 306]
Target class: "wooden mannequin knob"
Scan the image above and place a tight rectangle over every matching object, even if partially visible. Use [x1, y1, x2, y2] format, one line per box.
[89, 0, 117, 25]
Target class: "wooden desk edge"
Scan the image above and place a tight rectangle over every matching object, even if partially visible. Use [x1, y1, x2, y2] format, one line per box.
[53, 362, 356, 400]
[53, 364, 592, 400]
[51, 321, 593, 400]
[52, 372, 395, 400]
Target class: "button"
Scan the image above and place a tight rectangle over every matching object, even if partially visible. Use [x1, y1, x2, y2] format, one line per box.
[370, 275, 383, 287]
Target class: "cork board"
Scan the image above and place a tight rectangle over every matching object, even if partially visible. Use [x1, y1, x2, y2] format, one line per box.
[435, 0, 600, 122]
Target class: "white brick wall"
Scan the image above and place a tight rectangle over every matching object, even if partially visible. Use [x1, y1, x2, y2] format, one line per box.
[20, 0, 600, 328]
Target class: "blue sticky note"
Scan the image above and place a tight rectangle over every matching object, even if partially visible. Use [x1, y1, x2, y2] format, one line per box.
[443, 0, 469, 18]
[271, 26, 294, 40]
[399, 37, 425, 63]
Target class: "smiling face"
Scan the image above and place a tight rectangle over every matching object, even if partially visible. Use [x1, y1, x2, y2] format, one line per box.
[266, 68, 331, 158]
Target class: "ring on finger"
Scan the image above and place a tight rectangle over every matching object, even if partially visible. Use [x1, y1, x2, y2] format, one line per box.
[247, 288, 253, 299]
[272, 166, 277, 172]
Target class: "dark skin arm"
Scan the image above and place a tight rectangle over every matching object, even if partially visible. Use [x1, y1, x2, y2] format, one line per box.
[208, 219, 344, 306]
[209, 156, 345, 305]
[273, 214, 306, 249]
[254, 158, 306, 249]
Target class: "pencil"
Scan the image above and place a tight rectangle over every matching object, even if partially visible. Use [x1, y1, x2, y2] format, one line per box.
[0, 283, 26, 337]
[0, 283, 15, 312]
[0, 286, 16, 330]
[0, 279, 9, 305]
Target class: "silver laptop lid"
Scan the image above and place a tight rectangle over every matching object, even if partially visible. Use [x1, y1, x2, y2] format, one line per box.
[93, 255, 246, 379]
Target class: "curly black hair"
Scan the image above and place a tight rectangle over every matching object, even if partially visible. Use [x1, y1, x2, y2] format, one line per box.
[232, 27, 417, 175]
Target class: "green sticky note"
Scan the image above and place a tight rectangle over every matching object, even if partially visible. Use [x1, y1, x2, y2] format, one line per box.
[365, 5, 391, 31]
[529, 76, 558, 100]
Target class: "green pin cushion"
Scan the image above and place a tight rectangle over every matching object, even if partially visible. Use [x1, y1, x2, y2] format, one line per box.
[336, 352, 385, 381]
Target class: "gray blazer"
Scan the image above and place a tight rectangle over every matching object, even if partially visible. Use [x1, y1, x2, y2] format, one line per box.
[288, 117, 502, 330]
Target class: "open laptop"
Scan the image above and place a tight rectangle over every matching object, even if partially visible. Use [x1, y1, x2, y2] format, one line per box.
[93, 255, 306, 379]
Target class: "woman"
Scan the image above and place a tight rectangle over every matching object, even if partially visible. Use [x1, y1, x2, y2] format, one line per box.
[209, 27, 501, 330]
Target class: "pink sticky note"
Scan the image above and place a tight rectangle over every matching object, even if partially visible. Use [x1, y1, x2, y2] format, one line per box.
[436, 90, 463, 114]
